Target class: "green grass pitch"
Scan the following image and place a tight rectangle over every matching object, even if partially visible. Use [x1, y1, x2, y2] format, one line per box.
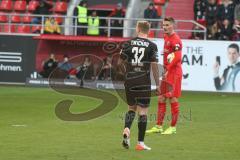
[0, 85, 239, 160]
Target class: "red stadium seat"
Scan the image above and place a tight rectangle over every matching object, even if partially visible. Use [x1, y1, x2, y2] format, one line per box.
[11, 13, 21, 23]
[197, 19, 206, 26]
[154, 0, 166, 5]
[54, 1, 67, 13]
[3, 24, 15, 32]
[32, 25, 41, 33]
[155, 5, 162, 17]
[0, 12, 8, 22]
[217, 0, 222, 5]
[28, 0, 39, 12]
[14, 0, 27, 12]
[17, 25, 31, 33]
[0, 0, 13, 11]
[22, 13, 32, 23]
[54, 14, 63, 24]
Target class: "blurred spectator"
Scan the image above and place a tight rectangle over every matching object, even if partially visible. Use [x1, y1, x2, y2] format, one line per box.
[87, 11, 100, 36]
[194, 0, 207, 21]
[144, 2, 159, 28]
[218, 19, 233, 40]
[234, 1, 240, 20]
[93, 62, 100, 80]
[232, 0, 240, 4]
[32, 0, 53, 24]
[234, 0, 240, 3]
[192, 0, 240, 41]
[191, 25, 205, 39]
[44, 17, 61, 34]
[217, 0, 235, 22]
[58, 55, 73, 72]
[108, 3, 125, 37]
[74, 1, 88, 35]
[232, 19, 240, 40]
[75, 56, 93, 86]
[39, 53, 58, 78]
[99, 55, 114, 80]
[206, 0, 218, 26]
[205, 0, 219, 39]
[207, 22, 219, 39]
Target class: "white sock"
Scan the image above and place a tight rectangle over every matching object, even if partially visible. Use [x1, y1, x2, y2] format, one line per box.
[138, 141, 144, 145]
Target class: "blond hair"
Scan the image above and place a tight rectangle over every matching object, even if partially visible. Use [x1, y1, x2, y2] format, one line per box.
[137, 21, 150, 34]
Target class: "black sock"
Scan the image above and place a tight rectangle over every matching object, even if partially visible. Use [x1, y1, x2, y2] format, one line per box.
[124, 110, 136, 129]
[138, 115, 147, 142]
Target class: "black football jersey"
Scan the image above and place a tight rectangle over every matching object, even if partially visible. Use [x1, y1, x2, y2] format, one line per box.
[120, 37, 158, 79]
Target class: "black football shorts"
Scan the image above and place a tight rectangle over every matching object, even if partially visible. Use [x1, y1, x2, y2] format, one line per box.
[124, 75, 151, 107]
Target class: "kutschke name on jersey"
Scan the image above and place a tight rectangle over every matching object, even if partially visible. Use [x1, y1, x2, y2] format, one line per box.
[131, 40, 150, 48]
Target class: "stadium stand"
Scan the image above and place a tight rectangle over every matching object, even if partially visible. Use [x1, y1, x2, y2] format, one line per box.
[54, 1, 67, 13]
[193, 0, 240, 40]
[87, 0, 129, 10]
[0, 11, 8, 22]
[0, 0, 69, 34]
[17, 24, 31, 33]
[14, 0, 27, 12]
[22, 12, 32, 23]
[0, 0, 13, 11]
[11, 12, 21, 23]
[0, 0, 238, 41]
[1, 23, 15, 32]
[164, 0, 195, 39]
[144, 2, 162, 38]
[28, 0, 39, 12]
[0, 0, 202, 39]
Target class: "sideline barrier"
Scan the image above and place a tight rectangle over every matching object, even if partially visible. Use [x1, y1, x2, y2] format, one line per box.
[0, 34, 239, 93]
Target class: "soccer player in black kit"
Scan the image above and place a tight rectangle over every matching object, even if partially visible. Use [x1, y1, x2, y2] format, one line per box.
[119, 21, 160, 151]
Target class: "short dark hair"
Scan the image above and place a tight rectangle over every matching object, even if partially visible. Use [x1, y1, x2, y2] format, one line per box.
[164, 17, 175, 24]
[149, 2, 154, 6]
[79, 0, 87, 6]
[228, 43, 239, 53]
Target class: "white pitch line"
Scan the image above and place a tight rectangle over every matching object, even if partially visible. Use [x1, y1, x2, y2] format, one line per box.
[11, 124, 27, 127]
